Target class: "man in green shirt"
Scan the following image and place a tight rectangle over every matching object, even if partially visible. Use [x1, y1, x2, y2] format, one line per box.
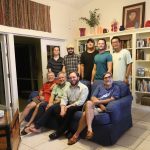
[91, 38, 112, 83]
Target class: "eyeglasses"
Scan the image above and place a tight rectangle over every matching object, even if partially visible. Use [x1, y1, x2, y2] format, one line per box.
[104, 76, 112, 79]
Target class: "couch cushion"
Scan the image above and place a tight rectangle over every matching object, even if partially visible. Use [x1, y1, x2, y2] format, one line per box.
[74, 111, 111, 125]
[113, 81, 131, 97]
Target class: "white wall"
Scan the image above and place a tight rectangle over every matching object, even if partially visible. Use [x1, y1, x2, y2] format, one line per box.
[77, 0, 150, 34]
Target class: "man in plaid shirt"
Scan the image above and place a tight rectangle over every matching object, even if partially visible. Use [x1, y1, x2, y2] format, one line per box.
[62, 44, 81, 77]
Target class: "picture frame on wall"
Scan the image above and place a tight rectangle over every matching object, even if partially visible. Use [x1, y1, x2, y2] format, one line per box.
[122, 2, 145, 29]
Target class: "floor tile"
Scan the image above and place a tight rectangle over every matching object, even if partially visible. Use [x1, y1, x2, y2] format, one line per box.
[21, 133, 47, 148]
[134, 121, 150, 130]
[141, 112, 150, 123]
[116, 134, 144, 149]
[34, 139, 69, 150]
[74, 139, 102, 150]
[125, 126, 149, 139]
[145, 134, 150, 142]
[64, 146, 84, 150]
[100, 145, 131, 150]
[135, 140, 150, 150]
[19, 143, 33, 150]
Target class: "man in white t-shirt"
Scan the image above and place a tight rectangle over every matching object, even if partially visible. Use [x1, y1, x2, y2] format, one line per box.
[111, 36, 132, 84]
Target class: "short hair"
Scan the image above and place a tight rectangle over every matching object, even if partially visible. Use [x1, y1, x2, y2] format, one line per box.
[57, 71, 66, 78]
[53, 46, 60, 51]
[111, 36, 121, 43]
[102, 72, 112, 79]
[87, 38, 95, 44]
[69, 71, 80, 77]
[47, 71, 55, 76]
[98, 38, 107, 45]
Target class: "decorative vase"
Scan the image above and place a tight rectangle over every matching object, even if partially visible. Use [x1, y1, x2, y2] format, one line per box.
[90, 27, 95, 34]
[79, 28, 86, 36]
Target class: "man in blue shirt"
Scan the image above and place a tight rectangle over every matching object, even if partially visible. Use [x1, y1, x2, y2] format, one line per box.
[68, 72, 120, 145]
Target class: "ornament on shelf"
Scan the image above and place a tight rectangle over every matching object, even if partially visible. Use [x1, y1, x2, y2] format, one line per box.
[79, 28, 86, 36]
[111, 19, 118, 32]
[145, 20, 150, 27]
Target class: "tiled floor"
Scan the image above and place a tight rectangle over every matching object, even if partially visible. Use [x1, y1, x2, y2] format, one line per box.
[19, 104, 150, 150]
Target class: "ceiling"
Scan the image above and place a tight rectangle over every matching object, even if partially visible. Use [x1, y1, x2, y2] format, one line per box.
[55, 0, 92, 8]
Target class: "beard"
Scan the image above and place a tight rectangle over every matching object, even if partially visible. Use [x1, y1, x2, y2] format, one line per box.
[71, 79, 79, 86]
[68, 51, 74, 55]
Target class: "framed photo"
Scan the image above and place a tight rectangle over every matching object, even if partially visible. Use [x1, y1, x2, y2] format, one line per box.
[122, 2, 145, 29]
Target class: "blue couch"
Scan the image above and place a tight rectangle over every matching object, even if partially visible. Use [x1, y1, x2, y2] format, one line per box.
[69, 81, 133, 146]
[25, 81, 133, 146]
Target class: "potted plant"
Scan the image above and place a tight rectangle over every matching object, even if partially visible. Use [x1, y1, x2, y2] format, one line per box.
[80, 8, 100, 34]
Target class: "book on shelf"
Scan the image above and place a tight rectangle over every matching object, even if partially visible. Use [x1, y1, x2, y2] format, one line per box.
[136, 79, 150, 92]
[136, 49, 144, 60]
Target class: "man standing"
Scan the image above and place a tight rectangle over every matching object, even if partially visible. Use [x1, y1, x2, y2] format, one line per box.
[81, 38, 98, 81]
[91, 38, 112, 83]
[111, 36, 132, 84]
[62, 44, 80, 77]
[49, 71, 88, 140]
[68, 72, 120, 145]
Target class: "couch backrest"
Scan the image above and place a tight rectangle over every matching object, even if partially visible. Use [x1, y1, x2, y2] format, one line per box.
[91, 80, 131, 98]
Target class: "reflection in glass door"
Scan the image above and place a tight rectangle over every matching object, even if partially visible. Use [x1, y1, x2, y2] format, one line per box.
[0, 43, 5, 105]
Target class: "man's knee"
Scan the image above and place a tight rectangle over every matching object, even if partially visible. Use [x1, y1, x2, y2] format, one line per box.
[26, 102, 36, 109]
[85, 101, 93, 109]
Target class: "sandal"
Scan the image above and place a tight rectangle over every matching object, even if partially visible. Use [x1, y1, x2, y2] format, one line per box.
[29, 126, 41, 133]
[86, 131, 94, 140]
[21, 126, 30, 135]
[68, 135, 79, 145]
[49, 132, 60, 140]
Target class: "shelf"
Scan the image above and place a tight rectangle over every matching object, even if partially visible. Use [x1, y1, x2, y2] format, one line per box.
[136, 47, 150, 49]
[135, 91, 150, 94]
[136, 60, 150, 62]
[136, 76, 150, 79]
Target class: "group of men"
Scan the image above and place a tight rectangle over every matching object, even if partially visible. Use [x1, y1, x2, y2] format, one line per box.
[20, 36, 132, 145]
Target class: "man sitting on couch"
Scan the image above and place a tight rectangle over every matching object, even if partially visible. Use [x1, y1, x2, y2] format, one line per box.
[68, 72, 120, 145]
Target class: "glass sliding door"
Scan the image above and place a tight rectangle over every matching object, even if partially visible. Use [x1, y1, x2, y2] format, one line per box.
[0, 42, 5, 105]
[0, 35, 11, 108]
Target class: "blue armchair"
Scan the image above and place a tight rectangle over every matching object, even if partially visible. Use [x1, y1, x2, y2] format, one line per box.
[70, 81, 133, 146]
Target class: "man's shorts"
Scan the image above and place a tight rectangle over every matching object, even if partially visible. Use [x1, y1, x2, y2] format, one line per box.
[32, 97, 41, 104]
[82, 103, 102, 115]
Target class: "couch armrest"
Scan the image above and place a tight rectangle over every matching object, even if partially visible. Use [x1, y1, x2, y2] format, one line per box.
[106, 95, 133, 123]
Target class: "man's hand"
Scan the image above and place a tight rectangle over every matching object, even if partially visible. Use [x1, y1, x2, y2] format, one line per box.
[124, 78, 129, 85]
[60, 105, 67, 117]
[39, 96, 44, 100]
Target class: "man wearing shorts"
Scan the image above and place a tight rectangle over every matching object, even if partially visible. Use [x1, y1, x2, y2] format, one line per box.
[19, 72, 56, 124]
[68, 72, 120, 145]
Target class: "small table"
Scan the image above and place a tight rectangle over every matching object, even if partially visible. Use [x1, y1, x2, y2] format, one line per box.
[0, 107, 20, 150]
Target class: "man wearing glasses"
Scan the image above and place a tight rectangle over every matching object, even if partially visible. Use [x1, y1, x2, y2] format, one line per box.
[68, 72, 120, 145]
[62, 44, 81, 78]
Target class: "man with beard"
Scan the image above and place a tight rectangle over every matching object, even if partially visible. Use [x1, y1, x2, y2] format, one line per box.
[62, 44, 80, 77]
[48, 71, 88, 140]
[81, 38, 98, 81]
[80, 38, 98, 98]
[91, 39, 112, 82]
[68, 72, 120, 145]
